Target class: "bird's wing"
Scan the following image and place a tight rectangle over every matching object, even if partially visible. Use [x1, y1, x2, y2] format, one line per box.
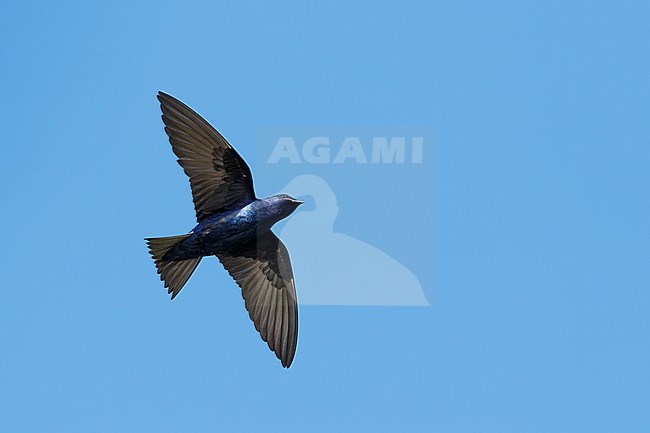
[217, 231, 298, 368]
[157, 91, 256, 221]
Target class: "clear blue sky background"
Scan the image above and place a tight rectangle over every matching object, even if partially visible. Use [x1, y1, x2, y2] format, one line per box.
[1, 1, 649, 432]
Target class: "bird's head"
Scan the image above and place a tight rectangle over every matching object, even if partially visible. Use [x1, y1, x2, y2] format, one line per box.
[266, 193, 304, 220]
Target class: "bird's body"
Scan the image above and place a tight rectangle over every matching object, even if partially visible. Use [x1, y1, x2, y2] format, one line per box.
[164, 196, 302, 261]
[145, 92, 302, 368]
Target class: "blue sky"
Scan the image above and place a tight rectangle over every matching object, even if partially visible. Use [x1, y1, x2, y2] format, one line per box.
[1, 1, 649, 432]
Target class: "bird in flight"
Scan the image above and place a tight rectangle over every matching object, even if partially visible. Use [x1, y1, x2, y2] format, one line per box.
[146, 92, 303, 367]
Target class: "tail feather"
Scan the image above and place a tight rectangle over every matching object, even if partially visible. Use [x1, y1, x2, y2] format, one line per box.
[145, 235, 201, 299]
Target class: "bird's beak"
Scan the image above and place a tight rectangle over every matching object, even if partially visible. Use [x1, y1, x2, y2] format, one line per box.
[292, 199, 304, 205]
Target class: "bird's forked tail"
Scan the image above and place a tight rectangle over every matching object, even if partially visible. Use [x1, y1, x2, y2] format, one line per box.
[145, 234, 201, 299]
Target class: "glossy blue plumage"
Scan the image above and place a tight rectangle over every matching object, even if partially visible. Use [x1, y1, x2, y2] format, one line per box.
[164, 195, 302, 260]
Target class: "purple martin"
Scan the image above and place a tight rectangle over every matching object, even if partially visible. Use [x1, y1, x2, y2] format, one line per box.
[145, 92, 302, 368]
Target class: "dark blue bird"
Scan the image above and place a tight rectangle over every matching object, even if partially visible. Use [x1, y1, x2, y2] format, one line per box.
[146, 92, 302, 367]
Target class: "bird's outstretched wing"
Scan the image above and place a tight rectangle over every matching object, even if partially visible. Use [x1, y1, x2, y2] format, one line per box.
[157, 91, 256, 221]
[217, 231, 299, 368]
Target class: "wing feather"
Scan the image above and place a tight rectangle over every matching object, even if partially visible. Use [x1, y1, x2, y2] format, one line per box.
[157, 92, 256, 221]
[217, 231, 299, 368]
